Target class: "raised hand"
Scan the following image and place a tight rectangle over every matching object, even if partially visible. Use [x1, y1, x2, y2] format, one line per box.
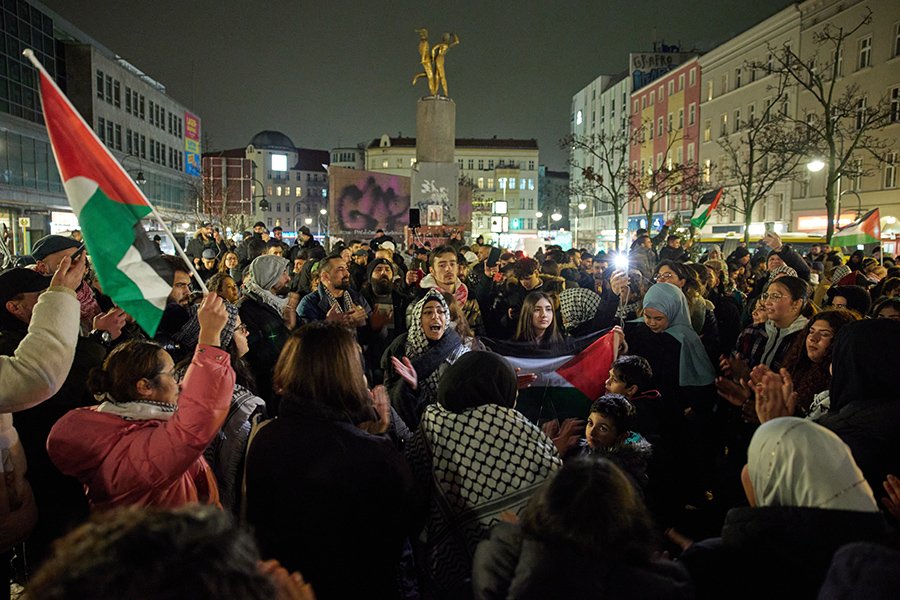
[197, 293, 228, 346]
[881, 475, 900, 520]
[50, 253, 87, 291]
[753, 368, 797, 424]
[391, 356, 418, 390]
[359, 385, 391, 434]
[92, 307, 127, 340]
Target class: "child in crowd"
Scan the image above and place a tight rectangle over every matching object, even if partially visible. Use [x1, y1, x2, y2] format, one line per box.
[605, 354, 663, 442]
[569, 394, 652, 491]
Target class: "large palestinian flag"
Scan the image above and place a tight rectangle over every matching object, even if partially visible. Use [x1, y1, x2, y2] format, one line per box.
[690, 187, 723, 229]
[482, 330, 618, 423]
[26, 50, 173, 336]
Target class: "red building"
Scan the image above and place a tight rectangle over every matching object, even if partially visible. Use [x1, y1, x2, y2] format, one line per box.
[629, 58, 702, 227]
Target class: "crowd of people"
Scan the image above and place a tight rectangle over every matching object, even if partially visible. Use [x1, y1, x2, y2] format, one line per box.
[1, 221, 899, 599]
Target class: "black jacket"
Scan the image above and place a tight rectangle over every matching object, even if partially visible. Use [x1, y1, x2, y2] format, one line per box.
[236, 293, 291, 414]
[473, 522, 693, 600]
[681, 506, 889, 600]
[245, 406, 416, 600]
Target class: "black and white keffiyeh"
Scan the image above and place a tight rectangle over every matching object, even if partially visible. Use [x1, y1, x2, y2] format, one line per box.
[405, 289, 468, 406]
[559, 287, 600, 333]
[405, 402, 561, 593]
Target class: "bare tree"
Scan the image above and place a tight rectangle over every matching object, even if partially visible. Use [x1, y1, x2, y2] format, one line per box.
[756, 8, 893, 243]
[561, 129, 633, 250]
[627, 123, 702, 238]
[717, 73, 812, 242]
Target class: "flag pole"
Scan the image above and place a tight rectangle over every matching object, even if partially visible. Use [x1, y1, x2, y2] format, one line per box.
[23, 48, 208, 294]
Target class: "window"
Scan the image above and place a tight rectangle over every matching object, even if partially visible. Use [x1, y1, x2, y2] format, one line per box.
[721, 74, 728, 95]
[125, 87, 132, 113]
[488, 160, 494, 169]
[885, 152, 897, 189]
[676, 146, 683, 165]
[690, 68, 696, 86]
[114, 124, 122, 151]
[519, 178, 526, 190]
[892, 87, 900, 123]
[477, 177, 484, 189]
[511, 177, 518, 189]
[856, 97, 867, 130]
[678, 108, 684, 129]
[704, 159, 711, 183]
[767, 53, 774, 73]
[679, 74, 685, 91]
[97, 117, 105, 143]
[528, 179, 535, 190]
[528, 161, 535, 170]
[467, 159, 474, 169]
[689, 103, 696, 125]
[704, 119, 711, 141]
[382, 159, 389, 168]
[657, 153, 663, 170]
[706, 80, 713, 101]
[106, 121, 114, 146]
[96, 70, 103, 99]
[487, 178, 494, 189]
[140, 135, 146, 159]
[649, 93, 654, 107]
[668, 81, 674, 96]
[478, 159, 484, 169]
[126, 128, 132, 154]
[895, 22, 900, 57]
[519, 198, 525, 210]
[634, 100, 640, 113]
[410, 158, 416, 166]
[733, 109, 741, 132]
[396, 159, 402, 168]
[649, 121, 654, 140]
[687, 143, 695, 163]
[858, 35, 872, 70]
[748, 103, 756, 125]
[720, 114, 728, 137]
[105, 75, 112, 103]
[658, 86, 664, 102]
[833, 48, 844, 77]
[295, 188, 302, 197]
[113, 81, 120, 108]
[658, 117, 664, 137]
[735, 68, 742, 88]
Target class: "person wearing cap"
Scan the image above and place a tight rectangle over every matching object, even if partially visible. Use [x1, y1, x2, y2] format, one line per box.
[0, 256, 127, 562]
[185, 223, 225, 268]
[370, 229, 392, 251]
[359, 258, 411, 384]
[376, 240, 408, 279]
[0, 255, 85, 552]
[195, 249, 219, 284]
[152, 234, 164, 255]
[237, 255, 297, 413]
[32, 234, 106, 336]
[296, 225, 321, 252]
[349, 248, 370, 291]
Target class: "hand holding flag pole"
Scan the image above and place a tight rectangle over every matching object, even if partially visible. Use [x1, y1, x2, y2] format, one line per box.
[23, 49, 207, 337]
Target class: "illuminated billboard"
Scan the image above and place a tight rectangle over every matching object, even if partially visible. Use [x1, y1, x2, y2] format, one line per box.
[184, 112, 200, 176]
[329, 167, 410, 237]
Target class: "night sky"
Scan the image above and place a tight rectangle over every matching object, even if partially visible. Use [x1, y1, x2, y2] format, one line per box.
[41, 0, 793, 169]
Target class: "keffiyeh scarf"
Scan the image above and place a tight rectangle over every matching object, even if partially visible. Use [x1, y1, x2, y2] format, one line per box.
[405, 290, 468, 407]
[559, 287, 600, 333]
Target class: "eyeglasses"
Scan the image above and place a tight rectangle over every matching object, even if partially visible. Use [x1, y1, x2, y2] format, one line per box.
[235, 323, 249, 334]
[761, 292, 787, 301]
[653, 272, 675, 281]
[156, 369, 175, 379]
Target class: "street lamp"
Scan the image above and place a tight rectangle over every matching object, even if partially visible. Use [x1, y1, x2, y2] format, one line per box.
[535, 211, 543, 232]
[807, 159, 825, 173]
[841, 190, 863, 219]
[120, 154, 146, 185]
[251, 178, 269, 212]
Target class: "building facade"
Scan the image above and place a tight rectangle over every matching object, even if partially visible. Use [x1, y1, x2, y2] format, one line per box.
[365, 135, 540, 246]
[0, 0, 200, 254]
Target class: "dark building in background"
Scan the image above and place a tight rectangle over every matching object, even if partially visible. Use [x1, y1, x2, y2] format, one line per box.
[0, 0, 200, 255]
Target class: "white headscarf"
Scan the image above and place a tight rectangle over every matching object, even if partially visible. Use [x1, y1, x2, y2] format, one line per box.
[748, 417, 878, 512]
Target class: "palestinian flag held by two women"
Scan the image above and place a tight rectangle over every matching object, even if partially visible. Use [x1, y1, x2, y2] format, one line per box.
[690, 188, 724, 229]
[25, 50, 173, 336]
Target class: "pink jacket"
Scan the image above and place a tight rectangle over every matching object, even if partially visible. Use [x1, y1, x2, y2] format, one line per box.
[47, 345, 234, 511]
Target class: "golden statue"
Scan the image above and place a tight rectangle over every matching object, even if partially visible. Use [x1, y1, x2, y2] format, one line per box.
[412, 29, 437, 95]
[413, 30, 458, 97]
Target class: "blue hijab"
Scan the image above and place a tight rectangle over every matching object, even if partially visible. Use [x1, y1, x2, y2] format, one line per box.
[641, 282, 716, 386]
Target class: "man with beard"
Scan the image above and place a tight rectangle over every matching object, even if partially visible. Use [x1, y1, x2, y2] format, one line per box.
[237, 254, 298, 414]
[360, 258, 410, 384]
[349, 248, 369, 291]
[297, 255, 377, 331]
[153, 255, 195, 348]
[185, 222, 226, 267]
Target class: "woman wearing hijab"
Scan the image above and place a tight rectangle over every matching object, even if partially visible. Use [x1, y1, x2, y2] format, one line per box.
[814, 319, 900, 498]
[626, 281, 716, 408]
[681, 418, 888, 600]
[405, 351, 561, 598]
[383, 289, 468, 428]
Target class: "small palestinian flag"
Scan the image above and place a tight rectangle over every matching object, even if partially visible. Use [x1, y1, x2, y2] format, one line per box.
[832, 208, 881, 247]
[690, 187, 723, 229]
[482, 330, 618, 423]
[25, 50, 173, 336]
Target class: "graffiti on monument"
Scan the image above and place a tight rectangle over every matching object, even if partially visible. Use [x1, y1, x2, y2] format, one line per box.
[329, 167, 410, 236]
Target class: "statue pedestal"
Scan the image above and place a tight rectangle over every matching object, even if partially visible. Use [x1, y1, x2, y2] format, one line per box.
[416, 96, 455, 164]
